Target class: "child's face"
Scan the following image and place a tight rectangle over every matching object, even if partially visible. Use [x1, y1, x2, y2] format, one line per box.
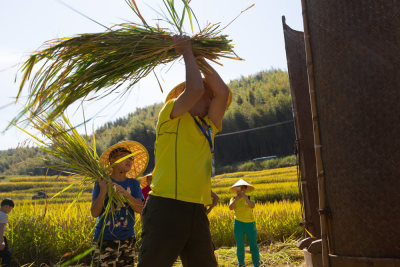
[110, 152, 133, 173]
[2, 205, 13, 214]
[237, 185, 247, 193]
[147, 175, 153, 184]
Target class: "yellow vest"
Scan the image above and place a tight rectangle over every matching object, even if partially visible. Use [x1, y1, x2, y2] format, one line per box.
[150, 100, 219, 205]
[230, 196, 256, 223]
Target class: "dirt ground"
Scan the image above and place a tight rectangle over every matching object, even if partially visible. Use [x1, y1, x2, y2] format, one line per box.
[173, 241, 305, 267]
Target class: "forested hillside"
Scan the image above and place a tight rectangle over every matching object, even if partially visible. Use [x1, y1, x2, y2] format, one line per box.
[0, 69, 295, 175]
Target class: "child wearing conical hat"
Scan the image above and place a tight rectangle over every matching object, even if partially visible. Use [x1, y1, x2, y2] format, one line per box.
[91, 141, 148, 266]
[140, 173, 152, 203]
[229, 179, 260, 267]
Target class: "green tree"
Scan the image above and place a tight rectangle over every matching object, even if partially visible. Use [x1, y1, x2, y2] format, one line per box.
[0, 69, 296, 175]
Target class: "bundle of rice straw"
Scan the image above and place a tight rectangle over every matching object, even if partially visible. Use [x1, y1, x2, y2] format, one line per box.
[20, 113, 149, 264]
[12, 0, 243, 126]
[18, 114, 138, 213]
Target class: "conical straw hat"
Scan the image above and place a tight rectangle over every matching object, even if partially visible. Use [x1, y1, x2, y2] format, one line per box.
[230, 179, 255, 193]
[140, 173, 152, 187]
[100, 141, 149, 179]
[165, 79, 232, 109]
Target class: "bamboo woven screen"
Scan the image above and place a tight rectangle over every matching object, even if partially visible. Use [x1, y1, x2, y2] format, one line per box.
[303, 0, 400, 258]
[282, 17, 320, 239]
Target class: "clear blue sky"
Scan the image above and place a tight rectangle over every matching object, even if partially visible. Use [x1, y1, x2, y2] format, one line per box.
[0, 0, 303, 150]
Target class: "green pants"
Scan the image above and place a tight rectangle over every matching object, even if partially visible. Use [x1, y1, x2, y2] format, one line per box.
[233, 220, 260, 267]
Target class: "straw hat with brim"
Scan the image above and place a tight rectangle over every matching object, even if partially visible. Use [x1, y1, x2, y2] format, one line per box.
[230, 179, 255, 193]
[140, 173, 152, 187]
[165, 79, 232, 109]
[100, 141, 149, 179]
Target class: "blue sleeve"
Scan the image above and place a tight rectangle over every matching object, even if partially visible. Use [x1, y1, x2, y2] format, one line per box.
[131, 179, 144, 200]
[92, 181, 100, 199]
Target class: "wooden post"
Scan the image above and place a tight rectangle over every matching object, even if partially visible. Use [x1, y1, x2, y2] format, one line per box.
[300, 0, 330, 266]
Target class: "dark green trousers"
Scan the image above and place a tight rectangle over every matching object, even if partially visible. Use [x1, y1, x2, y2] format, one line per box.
[138, 195, 217, 267]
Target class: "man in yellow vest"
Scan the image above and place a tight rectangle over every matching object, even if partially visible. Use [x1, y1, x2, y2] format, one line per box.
[138, 36, 231, 267]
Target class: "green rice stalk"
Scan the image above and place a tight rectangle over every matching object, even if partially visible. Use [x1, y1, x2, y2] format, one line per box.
[17, 114, 140, 265]
[17, 114, 140, 214]
[60, 247, 94, 267]
[13, 0, 242, 127]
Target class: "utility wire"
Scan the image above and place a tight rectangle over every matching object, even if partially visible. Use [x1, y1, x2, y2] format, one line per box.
[87, 119, 294, 137]
[55, 0, 110, 30]
[215, 119, 294, 138]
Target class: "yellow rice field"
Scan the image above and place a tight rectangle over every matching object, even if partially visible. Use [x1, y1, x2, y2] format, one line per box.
[1, 166, 304, 266]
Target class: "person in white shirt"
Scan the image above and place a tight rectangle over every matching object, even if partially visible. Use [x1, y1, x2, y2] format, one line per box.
[0, 198, 14, 267]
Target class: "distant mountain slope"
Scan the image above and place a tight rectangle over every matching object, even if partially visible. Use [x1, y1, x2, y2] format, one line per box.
[0, 69, 295, 176]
